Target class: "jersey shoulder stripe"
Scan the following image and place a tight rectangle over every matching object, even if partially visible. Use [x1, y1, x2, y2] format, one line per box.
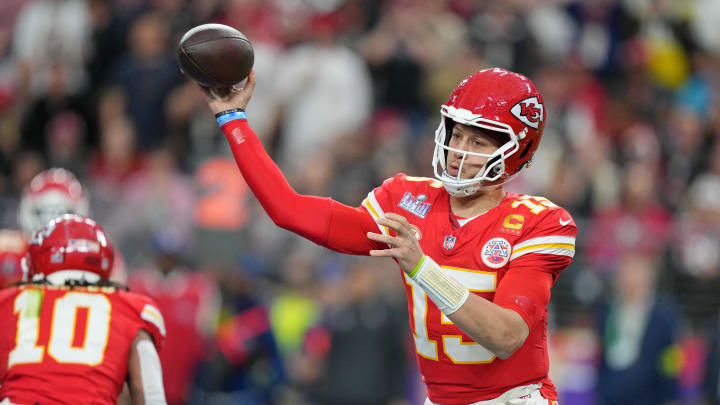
[510, 235, 576, 261]
[140, 303, 166, 337]
[362, 190, 390, 236]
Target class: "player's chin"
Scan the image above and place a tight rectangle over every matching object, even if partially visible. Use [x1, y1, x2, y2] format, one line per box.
[458, 168, 482, 180]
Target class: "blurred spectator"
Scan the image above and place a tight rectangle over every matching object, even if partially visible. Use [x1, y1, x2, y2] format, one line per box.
[87, 115, 148, 239]
[673, 142, 720, 280]
[129, 233, 220, 405]
[663, 106, 712, 209]
[303, 258, 410, 405]
[704, 316, 720, 405]
[587, 162, 672, 273]
[192, 265, 285, 405]
[105, 148, 195, 268]
[272, 10, 372, 171]
[596, 253, 681, 405]
[269, 248, 322, 358]
[19, 62, 88, 158]
[44, 111, 87, 172]
[361, 0, 449, 116]
[12, 0, 91, 98]
[110, 11, 184, 150]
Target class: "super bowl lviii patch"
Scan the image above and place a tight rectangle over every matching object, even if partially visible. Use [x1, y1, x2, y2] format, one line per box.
[482, 238, 512, 268]
[398, 192, 431, 218]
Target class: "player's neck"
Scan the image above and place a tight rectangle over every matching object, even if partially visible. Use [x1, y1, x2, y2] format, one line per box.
[449, 186, 505, 218]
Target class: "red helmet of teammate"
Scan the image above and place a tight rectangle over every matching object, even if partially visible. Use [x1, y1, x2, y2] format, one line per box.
[18, 168, 89, 235]
[433, 68, 546, 196]
[24, 214, 114, 283]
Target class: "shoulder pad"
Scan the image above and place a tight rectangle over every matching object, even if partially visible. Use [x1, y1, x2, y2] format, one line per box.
[121, 291, 166, 350]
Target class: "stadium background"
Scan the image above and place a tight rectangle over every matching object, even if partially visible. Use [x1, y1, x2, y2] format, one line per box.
[2, 0, 720, 404]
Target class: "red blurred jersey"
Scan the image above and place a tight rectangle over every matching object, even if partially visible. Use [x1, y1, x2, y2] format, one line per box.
[362, 174, 577, 404]
[129, 269, 218, 405]
[0, 230, 26, 288]
[0, 284, 166, 405]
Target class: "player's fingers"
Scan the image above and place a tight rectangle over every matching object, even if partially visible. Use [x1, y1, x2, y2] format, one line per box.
[369, 248, 397, 257]
[245, 70, 257, 91]
[384, 213, 410, 226]
[367, 232, 397, 246]
[211, 87, 235, 100]
[377, 217, 408, 237]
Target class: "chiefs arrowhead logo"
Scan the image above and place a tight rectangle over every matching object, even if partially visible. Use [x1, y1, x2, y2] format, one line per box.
[511, 97, 544, 129]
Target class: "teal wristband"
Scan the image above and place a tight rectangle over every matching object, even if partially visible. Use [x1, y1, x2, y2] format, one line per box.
[216, 111, 247, 126]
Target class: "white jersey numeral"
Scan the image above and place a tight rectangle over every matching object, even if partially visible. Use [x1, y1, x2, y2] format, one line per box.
[511, 195, 557, 214]
[9, 290, 113, 368]
[8, 289, 45, 367]
[405, 267, 497, 364]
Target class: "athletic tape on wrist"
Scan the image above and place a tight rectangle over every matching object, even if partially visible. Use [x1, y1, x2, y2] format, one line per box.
[216, 111, 247, 126]
[411, 255, 470, 315]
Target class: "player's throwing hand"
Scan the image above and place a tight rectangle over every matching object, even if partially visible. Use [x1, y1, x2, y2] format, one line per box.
[367, 213, 424, 274]
[202, 70, 257, 114]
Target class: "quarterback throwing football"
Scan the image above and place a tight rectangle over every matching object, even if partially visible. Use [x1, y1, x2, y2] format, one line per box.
[206, 68, 576, 405]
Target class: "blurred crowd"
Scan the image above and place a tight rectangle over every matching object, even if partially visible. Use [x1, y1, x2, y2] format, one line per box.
[2, 0, 720, 404]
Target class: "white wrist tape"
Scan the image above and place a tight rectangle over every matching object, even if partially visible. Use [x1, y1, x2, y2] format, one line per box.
[137, 339, 167, 405]
[411, 256, 470, 315]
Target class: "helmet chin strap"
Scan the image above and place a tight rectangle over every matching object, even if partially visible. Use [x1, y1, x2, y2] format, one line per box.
[443, 182, 482, 197]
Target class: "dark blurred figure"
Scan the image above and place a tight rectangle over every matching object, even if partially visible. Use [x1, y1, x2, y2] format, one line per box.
[704, 318, 720, 405]
[192, 265, 284, 405]
[304, 258, 409, 405]
[19, 63, 89, 158]
[129, 232, 220, 405]
[596, 253, 681, 405]
[110, 11, 183, 150]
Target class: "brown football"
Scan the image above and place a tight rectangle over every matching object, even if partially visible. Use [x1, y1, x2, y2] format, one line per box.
[177, 23, 254, 88]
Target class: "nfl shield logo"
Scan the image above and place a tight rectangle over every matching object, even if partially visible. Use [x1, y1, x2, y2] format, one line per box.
[443, 235, 456, 250]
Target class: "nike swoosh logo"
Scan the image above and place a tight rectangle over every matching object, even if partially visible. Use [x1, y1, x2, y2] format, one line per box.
[559, 218, 572, 226]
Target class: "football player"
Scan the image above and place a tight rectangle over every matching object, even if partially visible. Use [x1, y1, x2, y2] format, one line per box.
[17, 168, 90, 236]
[0, 214, 167, 405]
[0, 168, 88, 289]
[0, 168, 91, 289]
[1, 168, 127, 287]
[204, 68, 577, 405]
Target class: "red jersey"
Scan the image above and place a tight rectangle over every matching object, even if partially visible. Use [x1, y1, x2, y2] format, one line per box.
[362, 174, 577, 404]
[0, 284, 166, 405]
[0, 230, 26, 288]
[129, 269, 218, 405]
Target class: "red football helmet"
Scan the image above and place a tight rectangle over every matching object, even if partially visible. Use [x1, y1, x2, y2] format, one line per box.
[433, 68, 546, 196]
[18, 168, 89, 235]
[24, 214, 114, 282]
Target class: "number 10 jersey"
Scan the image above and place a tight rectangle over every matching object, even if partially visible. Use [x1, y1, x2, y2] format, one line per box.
[0, 285, 166, 405]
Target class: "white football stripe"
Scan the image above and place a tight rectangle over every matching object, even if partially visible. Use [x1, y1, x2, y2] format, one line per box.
[141, 304, 166, 337]
[510, 247, 575, 261]
[362, 190, 389, 236]
[513, 235, 575, 250]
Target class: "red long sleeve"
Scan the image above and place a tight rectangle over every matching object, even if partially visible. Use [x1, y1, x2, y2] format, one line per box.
[221, 119, 379, 254]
